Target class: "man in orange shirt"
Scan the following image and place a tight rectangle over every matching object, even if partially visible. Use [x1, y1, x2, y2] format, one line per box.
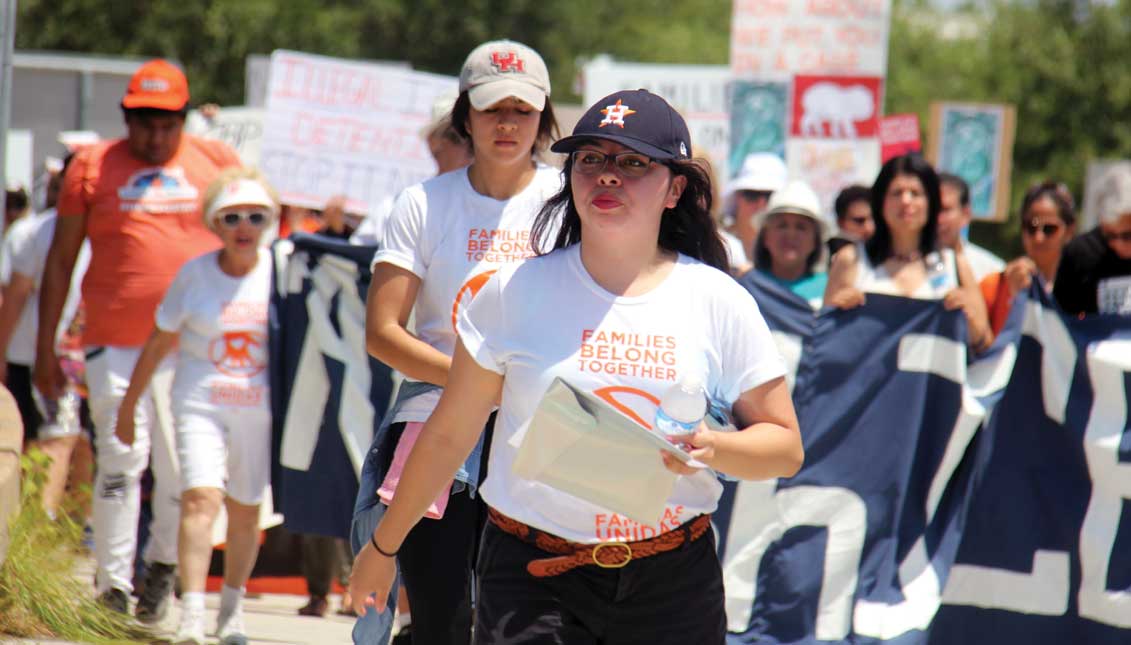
[35, 60, 241, 621]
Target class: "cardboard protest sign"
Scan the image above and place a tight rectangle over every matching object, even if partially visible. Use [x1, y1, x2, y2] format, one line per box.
[927, 102, 1016, 222]
[260, 50, 457, 215]
[186, 106, 264, 167]
[880, 113, 921, 161]
[583, 58, 731, 174]
[730, 0, 893, 78]
[729, 80, 790, 175]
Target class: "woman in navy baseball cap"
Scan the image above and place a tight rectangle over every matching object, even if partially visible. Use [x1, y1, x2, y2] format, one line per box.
[351, 89, 803, 644]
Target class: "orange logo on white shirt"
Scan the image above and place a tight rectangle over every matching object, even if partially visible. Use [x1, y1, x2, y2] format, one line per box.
[451, 269, 498, 332]
[209, 330, 267, 377]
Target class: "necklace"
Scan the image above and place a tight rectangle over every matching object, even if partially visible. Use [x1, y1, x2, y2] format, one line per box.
[890, 249, 922, 263]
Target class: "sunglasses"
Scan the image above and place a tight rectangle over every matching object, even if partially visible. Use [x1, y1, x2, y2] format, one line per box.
[216, 210, 269, 229]
[571, 150, 656, 178]
[1022, 221, 1063, 236]
[1102, 229, 1131, 243]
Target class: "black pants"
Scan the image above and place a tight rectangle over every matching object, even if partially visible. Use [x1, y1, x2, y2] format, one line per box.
[301, 534, 352, 598]
[473, 518, 726, 645]
[398, 487, 487, 645]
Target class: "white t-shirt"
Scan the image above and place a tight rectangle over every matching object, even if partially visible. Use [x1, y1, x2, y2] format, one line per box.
[155, 248, 272, 410]
[0, 211, 90, 365]
[373, 164, 561, 423]
[457, 245, 787, 543]
[964, 242, 1005, 282]
[855, 246, 958, 299]
[350, 196, 394, 247]
[720, 229, 749, 270]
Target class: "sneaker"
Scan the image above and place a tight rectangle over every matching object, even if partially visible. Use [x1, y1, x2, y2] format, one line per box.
[96, 587, 129, 614]
[297, 595, 328, 617]
[134, 561, 177, 624]
[173, 609, 206, 645]
[391, 624, 413, 645]
[217, 610, 248, 645]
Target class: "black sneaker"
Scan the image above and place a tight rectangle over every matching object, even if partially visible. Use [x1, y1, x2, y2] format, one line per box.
[135, 561, 177, 624]
[97, 587, 130, 614]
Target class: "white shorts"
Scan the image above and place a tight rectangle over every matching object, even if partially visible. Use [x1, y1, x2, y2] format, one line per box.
[176, 404, 271, 506]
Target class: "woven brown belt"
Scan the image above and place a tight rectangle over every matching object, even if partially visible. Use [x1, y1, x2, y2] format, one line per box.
[487, 507, 712, 578]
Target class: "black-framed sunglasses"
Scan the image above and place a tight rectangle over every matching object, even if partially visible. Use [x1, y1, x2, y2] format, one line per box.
[1102, 229, 1131, 243]
[571, 150, 656, 178]
[1022, 221, 1063, 236]
[217, 211, 269, 229]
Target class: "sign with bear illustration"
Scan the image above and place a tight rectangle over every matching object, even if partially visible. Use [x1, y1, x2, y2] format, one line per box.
[790, 75, 882, 139]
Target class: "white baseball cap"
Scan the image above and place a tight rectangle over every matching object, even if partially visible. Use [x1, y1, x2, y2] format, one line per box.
[459, 39, 551, 111]
[206, 178, 278, 221]
[760, 180, 827, 235]
[726, 153, 788, 197]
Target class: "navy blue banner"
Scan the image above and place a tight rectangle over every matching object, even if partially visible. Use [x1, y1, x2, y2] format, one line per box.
[269, 233, 395, 538]
[722, 270, 1131, 643]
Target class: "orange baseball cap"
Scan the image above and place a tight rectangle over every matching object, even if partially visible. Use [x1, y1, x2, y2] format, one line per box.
[121, 60, 190, 111]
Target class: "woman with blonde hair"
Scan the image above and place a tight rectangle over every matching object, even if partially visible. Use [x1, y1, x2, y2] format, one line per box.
[116, 167, 279, 645]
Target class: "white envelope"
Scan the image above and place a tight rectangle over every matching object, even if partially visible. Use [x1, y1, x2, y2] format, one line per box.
[513, 378, 693, 525]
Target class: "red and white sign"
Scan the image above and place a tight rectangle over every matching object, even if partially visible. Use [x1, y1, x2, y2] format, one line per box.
[879, 113, 921, 161]
[790, 75, 882, 139]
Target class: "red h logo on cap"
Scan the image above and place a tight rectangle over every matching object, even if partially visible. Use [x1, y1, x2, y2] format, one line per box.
[490, 51, 525, 73]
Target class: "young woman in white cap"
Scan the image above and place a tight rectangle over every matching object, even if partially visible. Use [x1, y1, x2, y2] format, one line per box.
[752, 180, 829, 308]
[349, 89, 803, 644]
[349, 39, 559, 645]
[115, 168, 279, 645]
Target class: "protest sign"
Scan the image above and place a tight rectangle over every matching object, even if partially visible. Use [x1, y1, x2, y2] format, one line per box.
[729, 80, 789, 175]
[5, 130, 31, 194]
[927, 101, 1016, 221]
[583, 58, 731, 174]
[880, 112, 922, 161]
[260, 50, 457, 215]
[790, 75, 882, 139]
[1083, 160, 1131, 231]
[185, 106, 264, 166]
[730, 0, 893, 79]
[786, 137, 880, 217]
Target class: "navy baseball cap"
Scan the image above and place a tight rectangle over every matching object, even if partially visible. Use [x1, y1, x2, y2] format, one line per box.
[551, 89, 691, 161]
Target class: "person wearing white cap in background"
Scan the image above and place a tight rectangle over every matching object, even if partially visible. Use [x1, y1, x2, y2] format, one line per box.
[348, 39, 559, 645]
[115, 168, 278, 645]
[724, 152, 788, 271]
[1054, 163, 1131, 315]
[752, 180, 829, 309]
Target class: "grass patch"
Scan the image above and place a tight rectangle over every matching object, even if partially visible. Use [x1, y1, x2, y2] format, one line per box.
[0, 449, 154, 643]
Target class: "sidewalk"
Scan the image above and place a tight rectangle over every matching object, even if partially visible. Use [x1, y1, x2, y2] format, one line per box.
[6, 559, 359, 645]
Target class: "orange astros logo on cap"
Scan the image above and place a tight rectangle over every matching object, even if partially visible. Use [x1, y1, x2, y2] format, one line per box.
[599, 100, 636, 129]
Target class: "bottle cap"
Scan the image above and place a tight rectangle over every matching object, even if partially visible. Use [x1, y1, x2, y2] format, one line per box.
[681, 374, 703, 394]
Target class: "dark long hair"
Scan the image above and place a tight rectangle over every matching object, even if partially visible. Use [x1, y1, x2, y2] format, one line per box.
[450, 91, 559, 154]
[530, 152, 729, 271]
[1020, 180, 1076, 227]
[865, 153, 941, 265]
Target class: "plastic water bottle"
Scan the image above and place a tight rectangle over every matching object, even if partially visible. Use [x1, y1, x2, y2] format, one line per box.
[654, 375, 706, 441]
[925, 252, 951, 292]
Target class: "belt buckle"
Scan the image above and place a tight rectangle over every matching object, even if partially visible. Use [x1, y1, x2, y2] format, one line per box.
[592, 542, 632, 568]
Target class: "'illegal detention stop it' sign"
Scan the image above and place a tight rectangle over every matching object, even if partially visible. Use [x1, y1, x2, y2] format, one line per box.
[260, 50, 457, 215]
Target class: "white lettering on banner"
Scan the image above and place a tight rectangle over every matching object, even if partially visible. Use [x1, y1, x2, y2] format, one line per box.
[1077, 339, 1131, 627]
[277, 251, 374, 478]
[941, 299, 1075, 615]
[722, 483, 865, 639]
[770, 330, 803, 393]
[854, 333, 985, 639]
